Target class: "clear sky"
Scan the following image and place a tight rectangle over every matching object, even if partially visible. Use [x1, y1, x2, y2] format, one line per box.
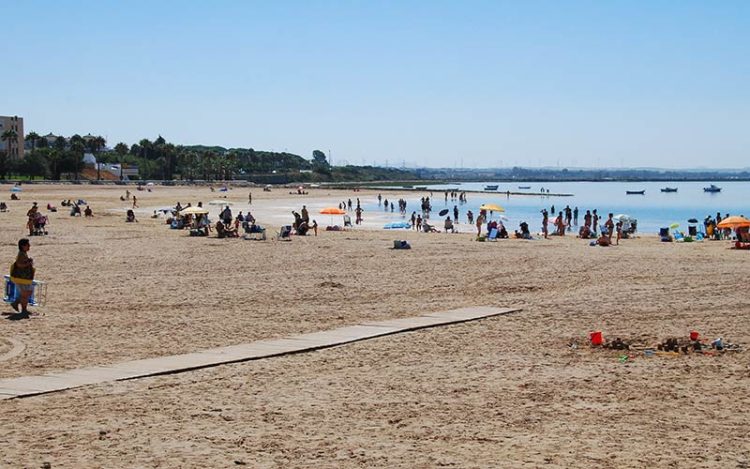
[3, 1, 749, 168]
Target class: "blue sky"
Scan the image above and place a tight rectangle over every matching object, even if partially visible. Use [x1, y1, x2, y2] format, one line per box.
[3, 1, 749, 168]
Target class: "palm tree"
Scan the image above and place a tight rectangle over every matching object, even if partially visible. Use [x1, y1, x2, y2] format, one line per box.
[115, 142, 128, 180]
[26, 131, 40, 153]
[69, 135, 85, 181]
[1, 130, 18, 159]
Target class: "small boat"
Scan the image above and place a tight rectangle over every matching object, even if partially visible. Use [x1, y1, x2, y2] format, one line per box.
[660, 187, 678, 193]
[518, 186, 531, 189]
[484, 185, 499, 191]
[703, 184, 721, 193]
[626, 190, 645, 195]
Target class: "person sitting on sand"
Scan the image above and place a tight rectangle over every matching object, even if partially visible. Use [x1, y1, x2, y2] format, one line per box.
[70, 204, 81, 217]
[422, 221, 439, 233]
[596, 232, 611, 246]
[444, 216, 456, 233]
[0, 202, 7, 212]
[579, 225, 592, 239]
[84, 206, 93, 217]
[126, 209, 137, 223]
[11, 193, 19, 201]
[297, 220, 309, 236]
[515, 221, 531, 239]
[215, 220, 229, 238]
[46, 203, 56, 212]
[498, 222, 509, 238]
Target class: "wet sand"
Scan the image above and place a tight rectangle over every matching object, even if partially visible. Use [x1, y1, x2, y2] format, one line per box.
[0, 184, 748, 468]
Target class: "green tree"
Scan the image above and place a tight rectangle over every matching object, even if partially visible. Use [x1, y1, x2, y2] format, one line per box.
[1, 130, 18, 159]
[26, 131, 40, 153]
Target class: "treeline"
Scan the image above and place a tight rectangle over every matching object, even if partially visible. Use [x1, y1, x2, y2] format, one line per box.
[416, 166, 750, 181]
[0, 133, 417, 182]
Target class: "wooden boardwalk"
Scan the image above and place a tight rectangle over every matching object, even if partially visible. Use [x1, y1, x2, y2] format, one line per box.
[0, 306, 518, 400]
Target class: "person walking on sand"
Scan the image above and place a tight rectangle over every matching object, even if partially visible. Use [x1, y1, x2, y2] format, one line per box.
[411, 211, 416, 228]
[132, 195, 138, 208]
[248, 192, 252, 204]
[541, 209, 549, 239]
[9, 238, 35, 318]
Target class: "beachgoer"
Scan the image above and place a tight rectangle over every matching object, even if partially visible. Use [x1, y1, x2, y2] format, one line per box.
[301, 205, 309, 223]
[604, 213, 615, 240]
[248, 192, 252, 204]
[476, 213, 486, 236]
[416, 214, 422, 231]
[132, 195, 138, 208]
[311, 219, 318, 236]
[592, 210, 599, 234]
[616, 221, 623, 245]
[355, 206, 363, 225]
[467, 210, 474, 225]
[453, 205, 459, 222]
[378, 194, 382, 206]
[444, 217, 455, 233]
[26, 203, 38, 235]
[9, 238, 35, 317]
[541, 209, 549, 239]
[573, 207, 579, 226]
[84, 206, 93, 217]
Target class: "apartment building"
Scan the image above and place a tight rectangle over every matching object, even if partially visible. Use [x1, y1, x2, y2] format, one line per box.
[0, 115, 25, 159]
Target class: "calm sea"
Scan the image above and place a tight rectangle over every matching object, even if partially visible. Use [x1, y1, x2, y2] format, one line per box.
[370, 181, 749, 233]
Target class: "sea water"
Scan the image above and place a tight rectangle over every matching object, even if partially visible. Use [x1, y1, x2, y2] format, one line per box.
[369, 181, 750, 234]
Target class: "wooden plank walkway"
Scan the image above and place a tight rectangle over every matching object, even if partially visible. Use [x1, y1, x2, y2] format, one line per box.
[0, 306, 518, 400]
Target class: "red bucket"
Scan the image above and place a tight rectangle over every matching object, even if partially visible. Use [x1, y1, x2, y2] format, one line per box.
[690, 331, 699, 341]
[590, 331, 603, 346]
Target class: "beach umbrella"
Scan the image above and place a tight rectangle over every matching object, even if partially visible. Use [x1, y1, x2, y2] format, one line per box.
[146, 182, 155, 187]
[208, 200, 232, 206]
[717, 216, 750, 229]
[439, 209, 449, 216]
[320, 207, 346, 225]
[669, 223, 680, 230]
[320, 207, 346, 215]
[179, 206, 209, 215]
[479, 203, 505, 212]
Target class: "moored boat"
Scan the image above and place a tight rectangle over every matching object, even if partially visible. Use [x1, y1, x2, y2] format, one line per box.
[484, 185, 499, 191]
[703, 184, 721, 193]
[518, 186, 531, 189]
[660, 187, 678, 192]
[626, 190, 646, 195]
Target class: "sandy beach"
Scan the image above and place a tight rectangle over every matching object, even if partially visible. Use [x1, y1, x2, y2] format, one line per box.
[0, 184, 748, 468]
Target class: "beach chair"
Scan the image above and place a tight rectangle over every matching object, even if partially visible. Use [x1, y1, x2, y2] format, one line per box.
[487, 228, 498, 241]
[243, 222, 267, 240]
[277, 225, 292, 241]
[659, 227, 672, 242]
[3, 276, 47, 307]
[343, 215, 352, 227]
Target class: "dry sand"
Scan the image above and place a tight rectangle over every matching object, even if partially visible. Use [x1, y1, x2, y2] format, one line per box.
[0, 184, 748, 468]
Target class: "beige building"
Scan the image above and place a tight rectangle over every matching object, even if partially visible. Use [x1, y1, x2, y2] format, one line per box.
[0, 115, 25, 159]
